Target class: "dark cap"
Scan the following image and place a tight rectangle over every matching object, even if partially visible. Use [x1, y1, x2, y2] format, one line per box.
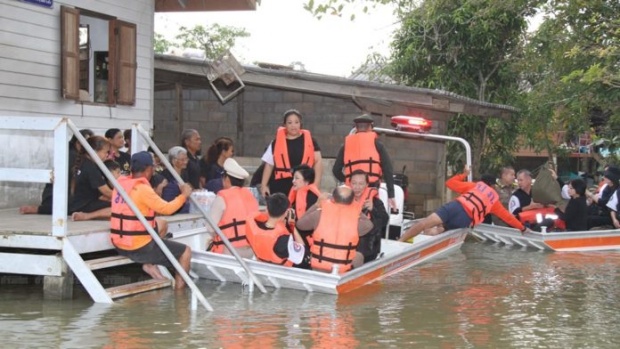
[604, 166, 620, 184]
[131, 151, 153, 168]
[480, 174, 497, 187]
[353, 114, 374, 124]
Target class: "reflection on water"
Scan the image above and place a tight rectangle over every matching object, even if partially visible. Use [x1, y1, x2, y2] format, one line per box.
[2, 242, 620, 348]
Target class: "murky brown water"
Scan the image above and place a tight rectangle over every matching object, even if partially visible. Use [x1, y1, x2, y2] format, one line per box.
[2, 241, 620, 348]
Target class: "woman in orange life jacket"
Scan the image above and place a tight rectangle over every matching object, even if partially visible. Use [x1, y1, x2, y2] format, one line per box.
[350, 169, 389, 263]
[206, 158, 259, 258]
[259, 109, 323, 198]
[245, 193, 306, 267]
[288, 164, 320, 247]
[398, 165, 530, 242]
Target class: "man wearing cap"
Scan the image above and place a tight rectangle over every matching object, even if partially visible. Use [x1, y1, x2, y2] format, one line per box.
[245, 193, 306, 267]
[587, 165, 620, 228]
[399, 166, 529, 242]
[332, 114, 398, 211]
[207, 158, 259, 258]
[110, 151, 193, 289]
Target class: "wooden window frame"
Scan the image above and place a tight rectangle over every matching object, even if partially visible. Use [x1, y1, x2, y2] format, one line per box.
[60, 6, 137, 106]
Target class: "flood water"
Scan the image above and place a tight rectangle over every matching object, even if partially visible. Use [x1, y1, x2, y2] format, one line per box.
[2, 240, 620, 348]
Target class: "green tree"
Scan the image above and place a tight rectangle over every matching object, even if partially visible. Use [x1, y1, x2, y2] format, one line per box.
[154, 24, 249, 60]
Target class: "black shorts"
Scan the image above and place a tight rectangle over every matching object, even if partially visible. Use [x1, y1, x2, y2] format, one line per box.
[117, 240, 187, 268]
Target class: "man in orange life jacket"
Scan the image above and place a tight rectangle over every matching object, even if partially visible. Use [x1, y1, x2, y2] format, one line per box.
[245, 193, 306, 266]
[207, 158, 259, 258]
[110, 151, 193, 289]
[332, 114, 398, 212]
[398, 166, 531, 242]
[350, 169, 389, 263]
[297, 186, 373, 273]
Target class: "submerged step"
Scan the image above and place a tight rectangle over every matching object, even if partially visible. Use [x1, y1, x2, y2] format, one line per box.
[85, 255, 135, 270]
[106, 279, 172, 299]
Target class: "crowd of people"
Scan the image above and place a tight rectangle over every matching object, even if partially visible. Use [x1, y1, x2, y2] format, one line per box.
[20, 109, 618, 287]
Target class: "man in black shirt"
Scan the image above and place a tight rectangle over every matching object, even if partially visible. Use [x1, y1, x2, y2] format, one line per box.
[180, 129, 202, 189]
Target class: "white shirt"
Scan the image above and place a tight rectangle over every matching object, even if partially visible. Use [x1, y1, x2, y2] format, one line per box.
[606, 189, 618, 212]
[508, 195, 521, 214]
[261, 144, 274, 165]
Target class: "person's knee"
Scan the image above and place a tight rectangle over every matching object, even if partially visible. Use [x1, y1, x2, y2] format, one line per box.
[157, 219, 168, 236]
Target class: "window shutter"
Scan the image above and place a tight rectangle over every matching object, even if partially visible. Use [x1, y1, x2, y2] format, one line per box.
[60, 6, 80, 100]
[113, 20, 137, 105]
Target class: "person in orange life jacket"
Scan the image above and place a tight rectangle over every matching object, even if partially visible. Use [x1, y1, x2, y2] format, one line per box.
[508, 169, 544, 218]
[398, 166, 531, 242]
[245, 193, 306, 266]
[350, 170, 389, 263]
[206, 158, 259, 258]
[180, 129, 202, 189]
[297, 186, 373, 272]
[260, 109, 323, 198]
[110, 151, 193, 289]
[332, 114, 398, 212]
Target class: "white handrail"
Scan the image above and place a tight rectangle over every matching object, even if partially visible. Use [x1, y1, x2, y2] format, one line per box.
[134, 124, 268, 294]
[66, 120, 214, 311]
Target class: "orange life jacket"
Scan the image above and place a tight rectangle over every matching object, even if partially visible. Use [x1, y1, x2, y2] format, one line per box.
[110, 176, 155, 250]
[288, 184, 320, 219]
[211, 187, 259, 253]
[273, 127, 315, 180]
[245, 212, 293, 266]
[456, 181, 499, 226]
[353, 186, 378, 216]
[343, 132, 382, 185]
[310, 200, 360, 273]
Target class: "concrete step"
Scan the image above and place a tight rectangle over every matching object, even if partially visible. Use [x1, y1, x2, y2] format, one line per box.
[85, 255, 134, 271]
[106, 279, 173, 299]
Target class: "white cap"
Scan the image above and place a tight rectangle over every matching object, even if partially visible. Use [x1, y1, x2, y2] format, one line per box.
[561, 184, 571, 200]
[287, 235, 305, 264]
[223, 158, 249, 180]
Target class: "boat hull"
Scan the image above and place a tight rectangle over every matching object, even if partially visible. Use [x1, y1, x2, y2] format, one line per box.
[472, 223, 620, 252]
[175, 228, 468, 294]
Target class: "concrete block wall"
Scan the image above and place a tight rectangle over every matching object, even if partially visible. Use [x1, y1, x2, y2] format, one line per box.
[153, 84, 451, 218]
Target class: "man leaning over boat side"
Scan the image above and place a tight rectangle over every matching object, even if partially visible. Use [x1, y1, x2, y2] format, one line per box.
[110, 151, 193, 289]
[296, 186, 373, 273]
[398, 166, 530, 242]
[245, 193, 307, 267]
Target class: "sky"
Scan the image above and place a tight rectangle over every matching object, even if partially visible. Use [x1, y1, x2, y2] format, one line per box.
[154, 0, 399, 77]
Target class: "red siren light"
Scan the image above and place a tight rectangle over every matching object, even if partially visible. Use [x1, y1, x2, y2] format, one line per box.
[390, 115, 432, 133]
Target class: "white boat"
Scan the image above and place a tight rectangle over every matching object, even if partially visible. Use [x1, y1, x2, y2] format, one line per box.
[472, 223, 620, 252]
[173, 226, 468, 294]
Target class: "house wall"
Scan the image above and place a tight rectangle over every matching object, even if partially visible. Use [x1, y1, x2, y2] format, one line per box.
[0, 0, 155, 209]
[154, 84, 452, 216]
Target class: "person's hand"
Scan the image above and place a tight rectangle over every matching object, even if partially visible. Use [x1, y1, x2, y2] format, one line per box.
[388, 198, 397, 212]
[363, 199, 374, 212]
[179, 183, 193, 198]
[613, 219, 620, 229]
[260, 185, 270, 198]
[463, 165, 471, 177]
[549, 168, 558, 180]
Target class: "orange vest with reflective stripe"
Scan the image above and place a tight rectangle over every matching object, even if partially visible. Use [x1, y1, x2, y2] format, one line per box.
[310, 201, 360, 273]
[245, 212, 292, 266]
[211, 187, 259, 253]
[343, 132, 382, 185]
[288, 184, 320, 219]
[456, 181, 498, 226]
[110, 176, 155, 250]
[273, 127, 315, 180]
[353, 187, 378, 216]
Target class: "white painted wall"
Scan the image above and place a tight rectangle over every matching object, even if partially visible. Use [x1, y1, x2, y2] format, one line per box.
[0, 0, 155, 209]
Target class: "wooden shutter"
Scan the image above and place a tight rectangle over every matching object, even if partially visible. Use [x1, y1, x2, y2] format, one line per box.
[60, 6, 80, 100]
[112, 20, 137, 105]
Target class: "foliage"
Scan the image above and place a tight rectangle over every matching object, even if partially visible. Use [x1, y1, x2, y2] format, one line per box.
[154, 24, 249, 60]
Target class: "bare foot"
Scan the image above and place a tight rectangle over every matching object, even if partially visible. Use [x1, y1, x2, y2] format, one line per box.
[142, 264, 165, 280]
[19, 205, 39, 214]
[71, 212, 88, 221]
